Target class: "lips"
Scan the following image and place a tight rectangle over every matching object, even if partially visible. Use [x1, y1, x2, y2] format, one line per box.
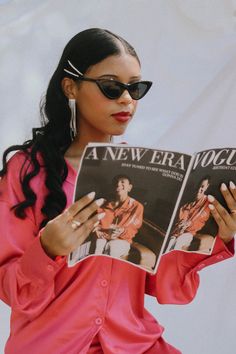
[112, 112, 131, 122]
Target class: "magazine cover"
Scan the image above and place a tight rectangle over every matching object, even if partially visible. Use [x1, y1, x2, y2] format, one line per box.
[68, 143, 191, 273]
[164, 147, 236, 255]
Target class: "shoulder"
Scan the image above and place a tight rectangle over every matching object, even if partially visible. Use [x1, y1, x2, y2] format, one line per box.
[0, 151, 46, 204]
[4, 149, 44, 172]
[1, 150, 29, 184]
[0, 152, 26, 204]
[129, 197, 143, 210]
[5, 150, 28, 168]
[2, 150, 44, 182]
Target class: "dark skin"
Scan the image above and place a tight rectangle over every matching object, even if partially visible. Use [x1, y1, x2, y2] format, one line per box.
[40, 193, 105, 258]
[208, 182, 236, 244]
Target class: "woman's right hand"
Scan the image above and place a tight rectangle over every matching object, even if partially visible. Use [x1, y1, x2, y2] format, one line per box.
[40, 192, 105, 259]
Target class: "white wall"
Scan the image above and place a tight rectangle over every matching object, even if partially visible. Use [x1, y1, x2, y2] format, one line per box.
[1, 0, 236, 353]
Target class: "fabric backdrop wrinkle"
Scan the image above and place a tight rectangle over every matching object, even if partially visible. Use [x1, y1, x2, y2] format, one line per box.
[158, 53, 236, 152]
[0, 0, 49, 27]
[0, 1, 236, 353]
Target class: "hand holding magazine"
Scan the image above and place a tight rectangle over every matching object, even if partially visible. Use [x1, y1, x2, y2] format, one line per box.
[68, 143, 236, 273]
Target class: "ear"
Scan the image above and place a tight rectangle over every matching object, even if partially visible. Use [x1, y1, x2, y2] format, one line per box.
[61, 77, 78, 99]
[128, 184, 133, 192]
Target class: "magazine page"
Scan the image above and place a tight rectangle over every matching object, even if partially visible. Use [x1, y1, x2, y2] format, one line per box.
[164, 147, 236, 255]
[68, 143, 192, 273]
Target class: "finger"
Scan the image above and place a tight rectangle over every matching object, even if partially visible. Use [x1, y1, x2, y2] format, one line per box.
[208, 195, 235, 229]
[73, 212, 105, 246]
[229, 181, 236, 202]
[208, 195, 230, 222]
[220, 183, 236, 211]
[208, 203, 226, 228]
[209, 204, 236, 243]
[65, 191, 96, 219]
[73, 198, 105, 223]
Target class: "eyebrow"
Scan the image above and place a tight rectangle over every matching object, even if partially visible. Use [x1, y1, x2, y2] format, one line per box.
[98, 74, 142, 80]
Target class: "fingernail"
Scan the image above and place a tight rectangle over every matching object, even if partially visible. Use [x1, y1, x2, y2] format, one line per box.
[97, 212, 106, 220]
[87, 191, 96, 199]
[221, 183, 227, 191]
[230, 181, 236, 189]
[208, 195, 215, 202]
[208, 204, 215, 210]
[93, 221, 100, 227]
[95, 198, 105, 206]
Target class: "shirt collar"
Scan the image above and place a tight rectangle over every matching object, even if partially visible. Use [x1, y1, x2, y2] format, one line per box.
[65, 159, 77, 184]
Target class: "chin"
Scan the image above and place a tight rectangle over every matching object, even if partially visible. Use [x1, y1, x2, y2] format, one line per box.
[112, 128, 128, 136]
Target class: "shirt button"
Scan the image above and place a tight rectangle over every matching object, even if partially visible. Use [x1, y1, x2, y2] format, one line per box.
[101, 280, 108, 287]
[95, 317, 103, 325]
[47, 265, 54, 272]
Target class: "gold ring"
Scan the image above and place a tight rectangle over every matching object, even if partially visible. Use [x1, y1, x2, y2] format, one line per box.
[71, 220, 82, 230]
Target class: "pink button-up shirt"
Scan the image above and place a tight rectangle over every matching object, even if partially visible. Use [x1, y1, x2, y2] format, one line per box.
[0, 152, 234, 354]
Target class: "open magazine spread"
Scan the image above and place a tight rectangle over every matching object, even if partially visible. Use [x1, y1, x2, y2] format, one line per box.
[68, 144, 236, 274]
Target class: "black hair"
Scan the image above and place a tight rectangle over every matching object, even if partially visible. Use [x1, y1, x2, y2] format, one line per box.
[196, 175, 211, 190]
[0, 28, 140, 229]
[112, 174, 132, 186]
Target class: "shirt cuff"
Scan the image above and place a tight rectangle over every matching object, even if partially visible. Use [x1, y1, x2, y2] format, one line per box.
[221, 236, 235, 254]
[214, 234, 235, 255]
[192, 235, 235, 272]
[20, 235, 65, 285]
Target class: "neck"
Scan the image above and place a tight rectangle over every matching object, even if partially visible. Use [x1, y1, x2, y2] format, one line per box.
[64, 132, 112, 171]
[77, 131, 111, 148]
[116, 195, 128, 203]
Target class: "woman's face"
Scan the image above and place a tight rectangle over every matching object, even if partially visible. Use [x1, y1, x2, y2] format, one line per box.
[73, 53, 141, 140]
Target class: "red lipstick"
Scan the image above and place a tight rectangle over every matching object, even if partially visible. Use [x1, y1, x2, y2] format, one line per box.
[112, 112, 131, 122]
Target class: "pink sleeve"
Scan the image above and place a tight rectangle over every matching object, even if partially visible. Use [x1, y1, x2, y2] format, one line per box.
[145, 236, 234, 304]
[0, 153, 65, 320]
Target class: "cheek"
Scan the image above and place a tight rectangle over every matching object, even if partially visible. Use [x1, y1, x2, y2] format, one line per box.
[77, 94, 106, 117]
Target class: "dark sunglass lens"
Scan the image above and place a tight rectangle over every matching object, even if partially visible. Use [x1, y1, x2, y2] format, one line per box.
[129, 82, 151, 100]
[100, 81, 123, 99]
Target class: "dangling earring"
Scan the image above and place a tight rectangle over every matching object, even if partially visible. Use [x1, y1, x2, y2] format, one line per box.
[69, 98, 77, 139]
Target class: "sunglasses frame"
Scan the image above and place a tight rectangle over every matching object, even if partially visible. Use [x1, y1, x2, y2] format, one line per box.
[76, 77, 152, 100]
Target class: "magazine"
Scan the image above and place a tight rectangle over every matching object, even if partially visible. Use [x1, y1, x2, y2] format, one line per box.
[68, 143, 236, 274]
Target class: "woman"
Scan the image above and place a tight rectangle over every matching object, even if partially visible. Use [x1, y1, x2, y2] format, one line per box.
[0, 28, 235, 354]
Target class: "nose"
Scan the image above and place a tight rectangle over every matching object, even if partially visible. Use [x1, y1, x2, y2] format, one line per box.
[117, 89, 133, 104]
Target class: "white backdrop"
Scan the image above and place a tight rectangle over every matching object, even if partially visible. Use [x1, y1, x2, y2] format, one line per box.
[0, 0, 236, 353]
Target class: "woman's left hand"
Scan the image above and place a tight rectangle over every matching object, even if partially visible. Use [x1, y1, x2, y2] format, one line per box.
[208, 181, 236, 244]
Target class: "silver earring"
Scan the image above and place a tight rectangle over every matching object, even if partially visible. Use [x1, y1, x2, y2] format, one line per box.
[68, 98, 77, 139]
